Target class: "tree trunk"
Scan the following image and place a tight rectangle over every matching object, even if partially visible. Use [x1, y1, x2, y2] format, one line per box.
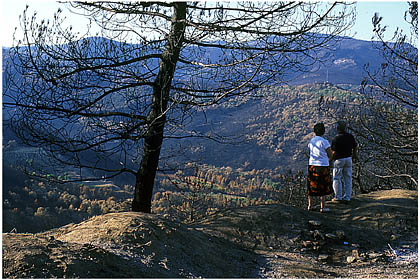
[132, 2, 187, 213]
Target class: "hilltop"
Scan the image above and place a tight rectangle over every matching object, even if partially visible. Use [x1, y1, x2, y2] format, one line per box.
[3, 189, 417, 278]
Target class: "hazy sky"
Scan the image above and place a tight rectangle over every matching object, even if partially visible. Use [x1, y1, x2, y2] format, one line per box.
[0, 0, 414, 47]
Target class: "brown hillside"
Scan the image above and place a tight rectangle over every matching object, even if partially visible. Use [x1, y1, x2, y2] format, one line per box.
[2, 189, 418, 278]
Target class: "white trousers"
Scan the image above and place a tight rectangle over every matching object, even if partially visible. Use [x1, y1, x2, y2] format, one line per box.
[333, 157, 353, 201]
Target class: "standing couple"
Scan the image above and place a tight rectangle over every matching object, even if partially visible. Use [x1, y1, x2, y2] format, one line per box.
[307, 121, 357, 212]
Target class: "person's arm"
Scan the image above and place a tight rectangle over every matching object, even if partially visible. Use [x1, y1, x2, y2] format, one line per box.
[352, 146, 358, 161]
[326, 147, 333, 168]
[326, 147, 333, 161]
[352, 136, 358, 161]
[330, 138, 336, 159]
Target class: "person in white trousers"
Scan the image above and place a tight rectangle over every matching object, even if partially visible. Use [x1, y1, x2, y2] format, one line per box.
[331, 121, 357, 203]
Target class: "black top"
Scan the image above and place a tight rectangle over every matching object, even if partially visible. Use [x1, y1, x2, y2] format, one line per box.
[331, 132, 357, 160]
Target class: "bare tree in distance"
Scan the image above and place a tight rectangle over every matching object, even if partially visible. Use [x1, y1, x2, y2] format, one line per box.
[4, 1, 355, 213]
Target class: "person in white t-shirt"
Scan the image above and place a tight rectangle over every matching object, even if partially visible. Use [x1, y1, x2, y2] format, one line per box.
[307, 123, 333, 213]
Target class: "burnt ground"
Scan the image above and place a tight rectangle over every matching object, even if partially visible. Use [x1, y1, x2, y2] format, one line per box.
[2, 189, 418, 278]
[193, 189, 418, 278]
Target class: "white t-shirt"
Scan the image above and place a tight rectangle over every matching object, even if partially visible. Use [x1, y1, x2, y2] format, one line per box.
[308, 136, 330, 166]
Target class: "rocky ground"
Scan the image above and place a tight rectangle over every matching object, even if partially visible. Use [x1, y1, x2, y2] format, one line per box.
[2, 189, 418, 278]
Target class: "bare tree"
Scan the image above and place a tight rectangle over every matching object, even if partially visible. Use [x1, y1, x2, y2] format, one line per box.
[361, 2, 417, 189]
[4, 1, 354, 213]
[322, 2, 417, 191]
[161, 166, 216, 222]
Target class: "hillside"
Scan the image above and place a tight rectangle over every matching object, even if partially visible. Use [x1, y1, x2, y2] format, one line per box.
[175, 83, 360, 172]
[3, 189, 417, 278]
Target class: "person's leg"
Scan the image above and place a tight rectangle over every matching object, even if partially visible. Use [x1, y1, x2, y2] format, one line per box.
[343, 158, 353, 201]
[332, 159, 344, 200]
[320, 196, 330, 212]
[308, 195, 313, 210]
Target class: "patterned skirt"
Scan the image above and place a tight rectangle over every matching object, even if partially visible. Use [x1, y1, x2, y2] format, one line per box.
[307, 165, 333, 196]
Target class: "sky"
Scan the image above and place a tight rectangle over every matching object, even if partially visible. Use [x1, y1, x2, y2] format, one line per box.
[0, 0, 414, 47]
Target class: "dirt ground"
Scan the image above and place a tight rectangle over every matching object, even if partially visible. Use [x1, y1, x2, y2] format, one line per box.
[193, 189, 418, 278]
[2, 189, 418, 278]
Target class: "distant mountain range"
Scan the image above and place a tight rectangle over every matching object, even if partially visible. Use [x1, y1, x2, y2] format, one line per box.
[289, 36, 387, 85]
[2, 35, 387, 87]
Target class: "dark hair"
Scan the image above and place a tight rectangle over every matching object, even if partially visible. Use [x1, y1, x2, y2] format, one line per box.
[314, 123, 325, 136]
[337, 120, 347, 133]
